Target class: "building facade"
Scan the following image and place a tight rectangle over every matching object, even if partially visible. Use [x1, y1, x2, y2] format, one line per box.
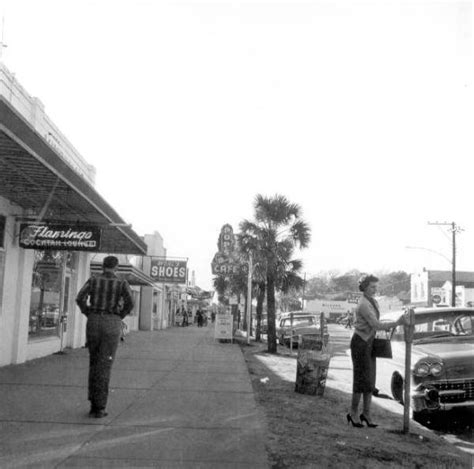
[0, 63, 150, 366]
[410, 269, 474, 307]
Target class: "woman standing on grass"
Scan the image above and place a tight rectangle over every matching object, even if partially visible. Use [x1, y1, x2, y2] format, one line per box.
[347, 274, 405, 428]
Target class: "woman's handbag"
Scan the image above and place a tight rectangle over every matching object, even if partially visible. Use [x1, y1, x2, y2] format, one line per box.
[372, 334, 392, 359]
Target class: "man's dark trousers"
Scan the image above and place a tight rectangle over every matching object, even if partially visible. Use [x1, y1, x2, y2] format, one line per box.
[86, 314, 122, 411]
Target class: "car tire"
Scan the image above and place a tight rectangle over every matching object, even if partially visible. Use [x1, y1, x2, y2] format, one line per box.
[391, 372, 404, 404]
[412, 410, 432, 426]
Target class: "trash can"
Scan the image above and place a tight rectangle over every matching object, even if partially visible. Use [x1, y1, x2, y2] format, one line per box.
[295, 335, 330, 396]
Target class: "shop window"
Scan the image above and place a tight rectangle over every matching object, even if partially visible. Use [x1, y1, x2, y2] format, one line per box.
[29, 251, 74, 338]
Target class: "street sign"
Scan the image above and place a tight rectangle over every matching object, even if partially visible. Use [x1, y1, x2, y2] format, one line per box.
[432, 294, 441, 305]
[215, 314, 233, 341]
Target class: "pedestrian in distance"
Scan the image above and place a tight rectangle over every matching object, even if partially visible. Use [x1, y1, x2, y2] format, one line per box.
[76, 256, 134, 419]
[182, 309, 189, 327]
[196, 308, 203, 327]
[347, 274, 405, 428]
[345, 311, 353, 329]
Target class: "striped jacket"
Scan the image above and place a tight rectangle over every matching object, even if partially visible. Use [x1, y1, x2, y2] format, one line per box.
[76, 272, 134, 319]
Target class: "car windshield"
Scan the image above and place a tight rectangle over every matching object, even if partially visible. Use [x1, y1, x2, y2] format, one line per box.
[281, 317, 315, 327]
[391, 311, 474, 342]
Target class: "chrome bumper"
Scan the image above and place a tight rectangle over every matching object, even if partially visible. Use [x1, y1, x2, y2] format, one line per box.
[412, 383, 474, 412]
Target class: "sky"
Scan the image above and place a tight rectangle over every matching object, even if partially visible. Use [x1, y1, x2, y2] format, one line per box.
[0, 0, 472, 290]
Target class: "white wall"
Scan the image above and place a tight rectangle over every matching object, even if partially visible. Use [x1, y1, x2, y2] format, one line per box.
[144, 232, 167, 330]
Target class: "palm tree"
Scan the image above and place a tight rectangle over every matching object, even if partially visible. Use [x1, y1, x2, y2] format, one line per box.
[240, 194, 311, 353]
[212, 275, 229, 305]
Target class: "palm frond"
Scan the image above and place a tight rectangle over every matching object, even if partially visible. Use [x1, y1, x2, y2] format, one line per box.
[290, 219, 311, 248]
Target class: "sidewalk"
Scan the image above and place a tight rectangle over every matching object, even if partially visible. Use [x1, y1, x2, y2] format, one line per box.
[0, 325, 269, 468]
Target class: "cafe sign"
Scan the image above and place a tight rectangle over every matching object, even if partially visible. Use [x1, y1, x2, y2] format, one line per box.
[211, 224, 248, 276]
[19, 223, 101, 251]
[150, 258, 187, 284]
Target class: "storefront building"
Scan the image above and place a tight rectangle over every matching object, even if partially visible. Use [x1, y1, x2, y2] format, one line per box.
[410, 269, 474, 307]
[0, 64, 149, 366]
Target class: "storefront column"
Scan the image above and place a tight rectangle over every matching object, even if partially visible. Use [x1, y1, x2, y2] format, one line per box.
[139, 286, 153, 331]
[65, 252, 90, 349]
[0, 212, 33, 365]
[11, 245, 35, 364]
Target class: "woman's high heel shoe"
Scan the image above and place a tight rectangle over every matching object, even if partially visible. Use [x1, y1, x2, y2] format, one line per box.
[360, 414, 378, 428]
[346, 413, 363, 428]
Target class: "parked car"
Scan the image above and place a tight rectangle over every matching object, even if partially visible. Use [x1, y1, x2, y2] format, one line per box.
[377, 307, 474, 422]
[276, 314, 329, 347]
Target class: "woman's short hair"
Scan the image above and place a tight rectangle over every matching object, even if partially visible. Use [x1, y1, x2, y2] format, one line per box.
[358, 274, 379, 292]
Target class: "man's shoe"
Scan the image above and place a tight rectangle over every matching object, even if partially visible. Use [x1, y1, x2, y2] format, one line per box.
[93, 410, 108, 418]
[89, 408, 108, 418]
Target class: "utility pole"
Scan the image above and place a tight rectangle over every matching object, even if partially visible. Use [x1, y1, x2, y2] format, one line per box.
[428, 221, 463, 306]
[301, 272, 306, 311]
[246, 253, 253, 345]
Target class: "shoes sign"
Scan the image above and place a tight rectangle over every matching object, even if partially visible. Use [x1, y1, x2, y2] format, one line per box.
[150, 258, 187, 284]
[211, 224, 248, 276]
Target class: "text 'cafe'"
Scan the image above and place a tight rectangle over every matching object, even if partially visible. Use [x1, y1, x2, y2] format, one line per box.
[0, 96, 149, 366]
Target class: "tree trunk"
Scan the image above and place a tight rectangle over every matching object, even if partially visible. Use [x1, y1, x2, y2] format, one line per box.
[267, 274, 277, 353]
[295, 336, 330, 396]
[255, 282, 266, 342]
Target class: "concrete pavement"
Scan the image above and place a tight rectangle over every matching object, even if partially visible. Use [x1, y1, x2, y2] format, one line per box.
[0, 325, 269, 468]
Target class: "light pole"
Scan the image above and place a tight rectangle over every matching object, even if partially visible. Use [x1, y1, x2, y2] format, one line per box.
[246, 253, 253, 345]
[301, 272, 306, 311]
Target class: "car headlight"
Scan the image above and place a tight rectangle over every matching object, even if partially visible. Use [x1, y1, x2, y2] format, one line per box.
[414, 362, 430, 377]
[430, 362, 443, 376]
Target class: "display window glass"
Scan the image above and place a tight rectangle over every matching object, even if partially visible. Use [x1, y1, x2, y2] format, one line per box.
[29, 250, 75, 338]
[130, 290, 140, 316]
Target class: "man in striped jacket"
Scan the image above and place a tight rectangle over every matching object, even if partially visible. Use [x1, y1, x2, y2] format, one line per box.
[76, 256, 134, 418]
